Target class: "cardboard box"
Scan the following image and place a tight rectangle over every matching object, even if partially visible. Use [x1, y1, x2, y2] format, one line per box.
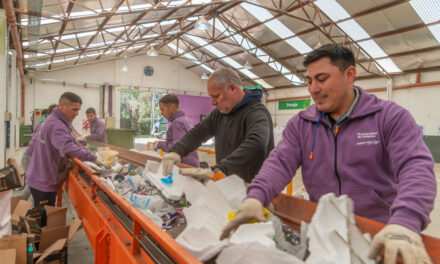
[0, 248, 16, 264]
[0, 165, 23, 192]
[8, 197, 82, 264]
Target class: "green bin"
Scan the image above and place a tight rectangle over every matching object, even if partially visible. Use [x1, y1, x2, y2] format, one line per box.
[106, 128, 135, 149]
[20, 125, 33, 147]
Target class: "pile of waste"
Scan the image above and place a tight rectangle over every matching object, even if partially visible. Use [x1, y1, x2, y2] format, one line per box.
[84, 146, 374, 264]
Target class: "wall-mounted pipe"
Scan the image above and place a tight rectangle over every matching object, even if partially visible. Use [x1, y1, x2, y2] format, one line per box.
[4, 0, 26, 123]
[266, 80, 440, 103]
[108, 85, 113, 117]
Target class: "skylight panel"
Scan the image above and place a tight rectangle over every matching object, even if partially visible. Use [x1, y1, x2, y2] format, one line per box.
[410, 0, 440, 24]
[375, 58, 401, 73]
[357, 40, 387, 58]
[185, 34, 273, 88]
[240, 2, 273, 21]
[167, 43, 214, 73]
[284, 37, 313, 54]
[337, 19, 370, 41]
[316, 0, 401, 73]
[240, 1, 312, 54]
[428, 24, 440, 43]
[315, 0, 350, 22]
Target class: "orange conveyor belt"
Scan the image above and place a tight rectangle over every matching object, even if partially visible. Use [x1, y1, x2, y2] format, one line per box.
[65, 142, 440, 263]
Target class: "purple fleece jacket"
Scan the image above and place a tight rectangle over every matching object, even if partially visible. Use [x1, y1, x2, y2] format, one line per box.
[247, 86, 436, 233]
[26, 108, 97, 192]
[86, 118, 107, 143]
[157, 110, 199, 167]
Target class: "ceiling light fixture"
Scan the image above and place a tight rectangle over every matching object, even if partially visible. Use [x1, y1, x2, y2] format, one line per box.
[147, 46, 158, 56]
[243, 61, 253, 70]
[194, 16, 210, 30]
[201, 72, 209, 80]
[122, 57, 128, 72]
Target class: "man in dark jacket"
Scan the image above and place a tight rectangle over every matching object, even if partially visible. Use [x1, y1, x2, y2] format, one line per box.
[85, 107, 107, 143]
[162, 67, 274, 183]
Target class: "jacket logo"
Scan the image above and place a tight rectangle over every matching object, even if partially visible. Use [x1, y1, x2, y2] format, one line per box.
[356, 132, 379, 146]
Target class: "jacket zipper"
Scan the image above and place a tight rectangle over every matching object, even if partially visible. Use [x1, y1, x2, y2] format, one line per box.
[334, 131, 342, 195]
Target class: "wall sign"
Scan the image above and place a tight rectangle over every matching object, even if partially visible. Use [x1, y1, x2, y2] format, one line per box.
[278, 98, 311, 110]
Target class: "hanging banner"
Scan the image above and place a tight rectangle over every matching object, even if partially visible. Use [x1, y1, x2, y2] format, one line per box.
[243, 84, 263, 90]
[278, 98, 311, 110]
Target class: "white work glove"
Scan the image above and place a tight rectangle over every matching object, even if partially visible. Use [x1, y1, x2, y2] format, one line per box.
[153, 141, 160, 151]
[180, 168, 214, 181]
[162, 152, 181, 176]
[220, 198, 266, 240]
[369, 224, 432, 264]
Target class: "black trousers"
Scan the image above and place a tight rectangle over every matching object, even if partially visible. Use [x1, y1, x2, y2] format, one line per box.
[30, 187, 57, 207]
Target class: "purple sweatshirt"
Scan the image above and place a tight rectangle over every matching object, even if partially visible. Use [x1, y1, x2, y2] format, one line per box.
[86, 117, 107, 143]
[26, 108, 97, 192]
[248, 86, 436, 233]
[157, 111, 199, 167]
[24, 123, 42, 157]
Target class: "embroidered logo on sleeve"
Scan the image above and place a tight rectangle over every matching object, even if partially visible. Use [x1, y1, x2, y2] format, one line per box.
[356, 132, 379, 145]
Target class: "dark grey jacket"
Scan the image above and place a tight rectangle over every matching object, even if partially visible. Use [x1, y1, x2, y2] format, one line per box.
[171, 99, 274, 183]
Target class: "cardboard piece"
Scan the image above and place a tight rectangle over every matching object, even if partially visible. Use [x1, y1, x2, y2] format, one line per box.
[0, 234, 27, 264]
[0, 248, 16, 264]
[45, 206, 67, 228]
[36, 238, 67, 264]
[11, 196, 23, 213]
[11, 200, 33, 234]
[39, 226, 69, 252]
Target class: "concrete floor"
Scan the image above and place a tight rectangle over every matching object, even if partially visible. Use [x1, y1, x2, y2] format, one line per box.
[8, 140, 440, 263]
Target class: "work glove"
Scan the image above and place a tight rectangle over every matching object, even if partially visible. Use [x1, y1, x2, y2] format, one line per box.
[77, 137, 87, 146]
[95, 159, 110, 169]
[162, 152, 181, 176]
[368, 224, 432, 264]
[180, 168, 214, 181]
[220, 198, 266, 240]
[153, 141, 160, 151]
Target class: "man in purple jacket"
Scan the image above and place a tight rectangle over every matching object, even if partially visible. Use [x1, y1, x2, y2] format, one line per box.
[85, 107, 107, 143]
[222, 44, 436, 263]
[26, 92, 99, 207]
[154, 94, 199, 167]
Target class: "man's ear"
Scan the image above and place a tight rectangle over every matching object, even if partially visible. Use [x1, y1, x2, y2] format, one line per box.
[345, 65, 357, 83]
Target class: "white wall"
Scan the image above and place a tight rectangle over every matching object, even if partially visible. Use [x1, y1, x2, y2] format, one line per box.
[24, 55, 208, 130]
[267, 70, 440, 136]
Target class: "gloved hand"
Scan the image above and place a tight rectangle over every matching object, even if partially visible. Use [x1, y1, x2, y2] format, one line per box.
[220, 198, 266, 240]
[78, 137, 87, 146]
[180, 168, 214, 181]
[95, 159, 110, 169]
[162, 152, 181, 176]
[368, 224, 432, 264]
[153, 141, 160, 151]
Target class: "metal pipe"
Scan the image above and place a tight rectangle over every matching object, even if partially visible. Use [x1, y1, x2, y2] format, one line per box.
[266, 80, 440, 103]
[4, 0, 26, 123]
[108, 85, 113, 117]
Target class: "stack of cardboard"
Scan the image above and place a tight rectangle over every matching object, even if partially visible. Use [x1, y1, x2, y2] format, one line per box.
[0, 196, 81, 264]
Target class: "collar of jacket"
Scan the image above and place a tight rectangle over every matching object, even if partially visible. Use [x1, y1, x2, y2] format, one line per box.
[169, 110, 185, 121]
[229, 88, 263, 114]
[52, 107, 73, 129]
[299, 86, 381, 123]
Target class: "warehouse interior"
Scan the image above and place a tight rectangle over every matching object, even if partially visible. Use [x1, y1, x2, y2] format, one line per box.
[0, 0, 440, 263]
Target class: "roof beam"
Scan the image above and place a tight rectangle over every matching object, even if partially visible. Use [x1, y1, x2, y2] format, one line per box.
[48, 2, 74, 70]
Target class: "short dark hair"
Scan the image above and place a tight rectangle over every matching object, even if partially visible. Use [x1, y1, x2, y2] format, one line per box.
[47, 104, 57, 115]
[41, 109, 48, 116]
[159, 94, 179, 107]
[86, 107, 96, 115]
[59, 92, 82, 105]
[303, 43, 355, 73]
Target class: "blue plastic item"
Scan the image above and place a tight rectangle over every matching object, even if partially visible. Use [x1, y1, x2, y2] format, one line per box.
[161, 172, 173, 185]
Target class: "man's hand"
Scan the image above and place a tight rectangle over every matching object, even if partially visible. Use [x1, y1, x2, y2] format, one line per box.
[180, 168, 214, 181]
[153, 141, 160, 151]
[162, 152, 181, 176]
[369, 224, 432, 264]
[220, 198, 266, 240]
[95, 160, 110, 169]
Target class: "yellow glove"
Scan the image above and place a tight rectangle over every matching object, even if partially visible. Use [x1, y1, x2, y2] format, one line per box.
[162, 152, 181, 176]
[220, 198, 266, 240]
[369, 224, 432, 264]
[180, 168, 214, 181]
